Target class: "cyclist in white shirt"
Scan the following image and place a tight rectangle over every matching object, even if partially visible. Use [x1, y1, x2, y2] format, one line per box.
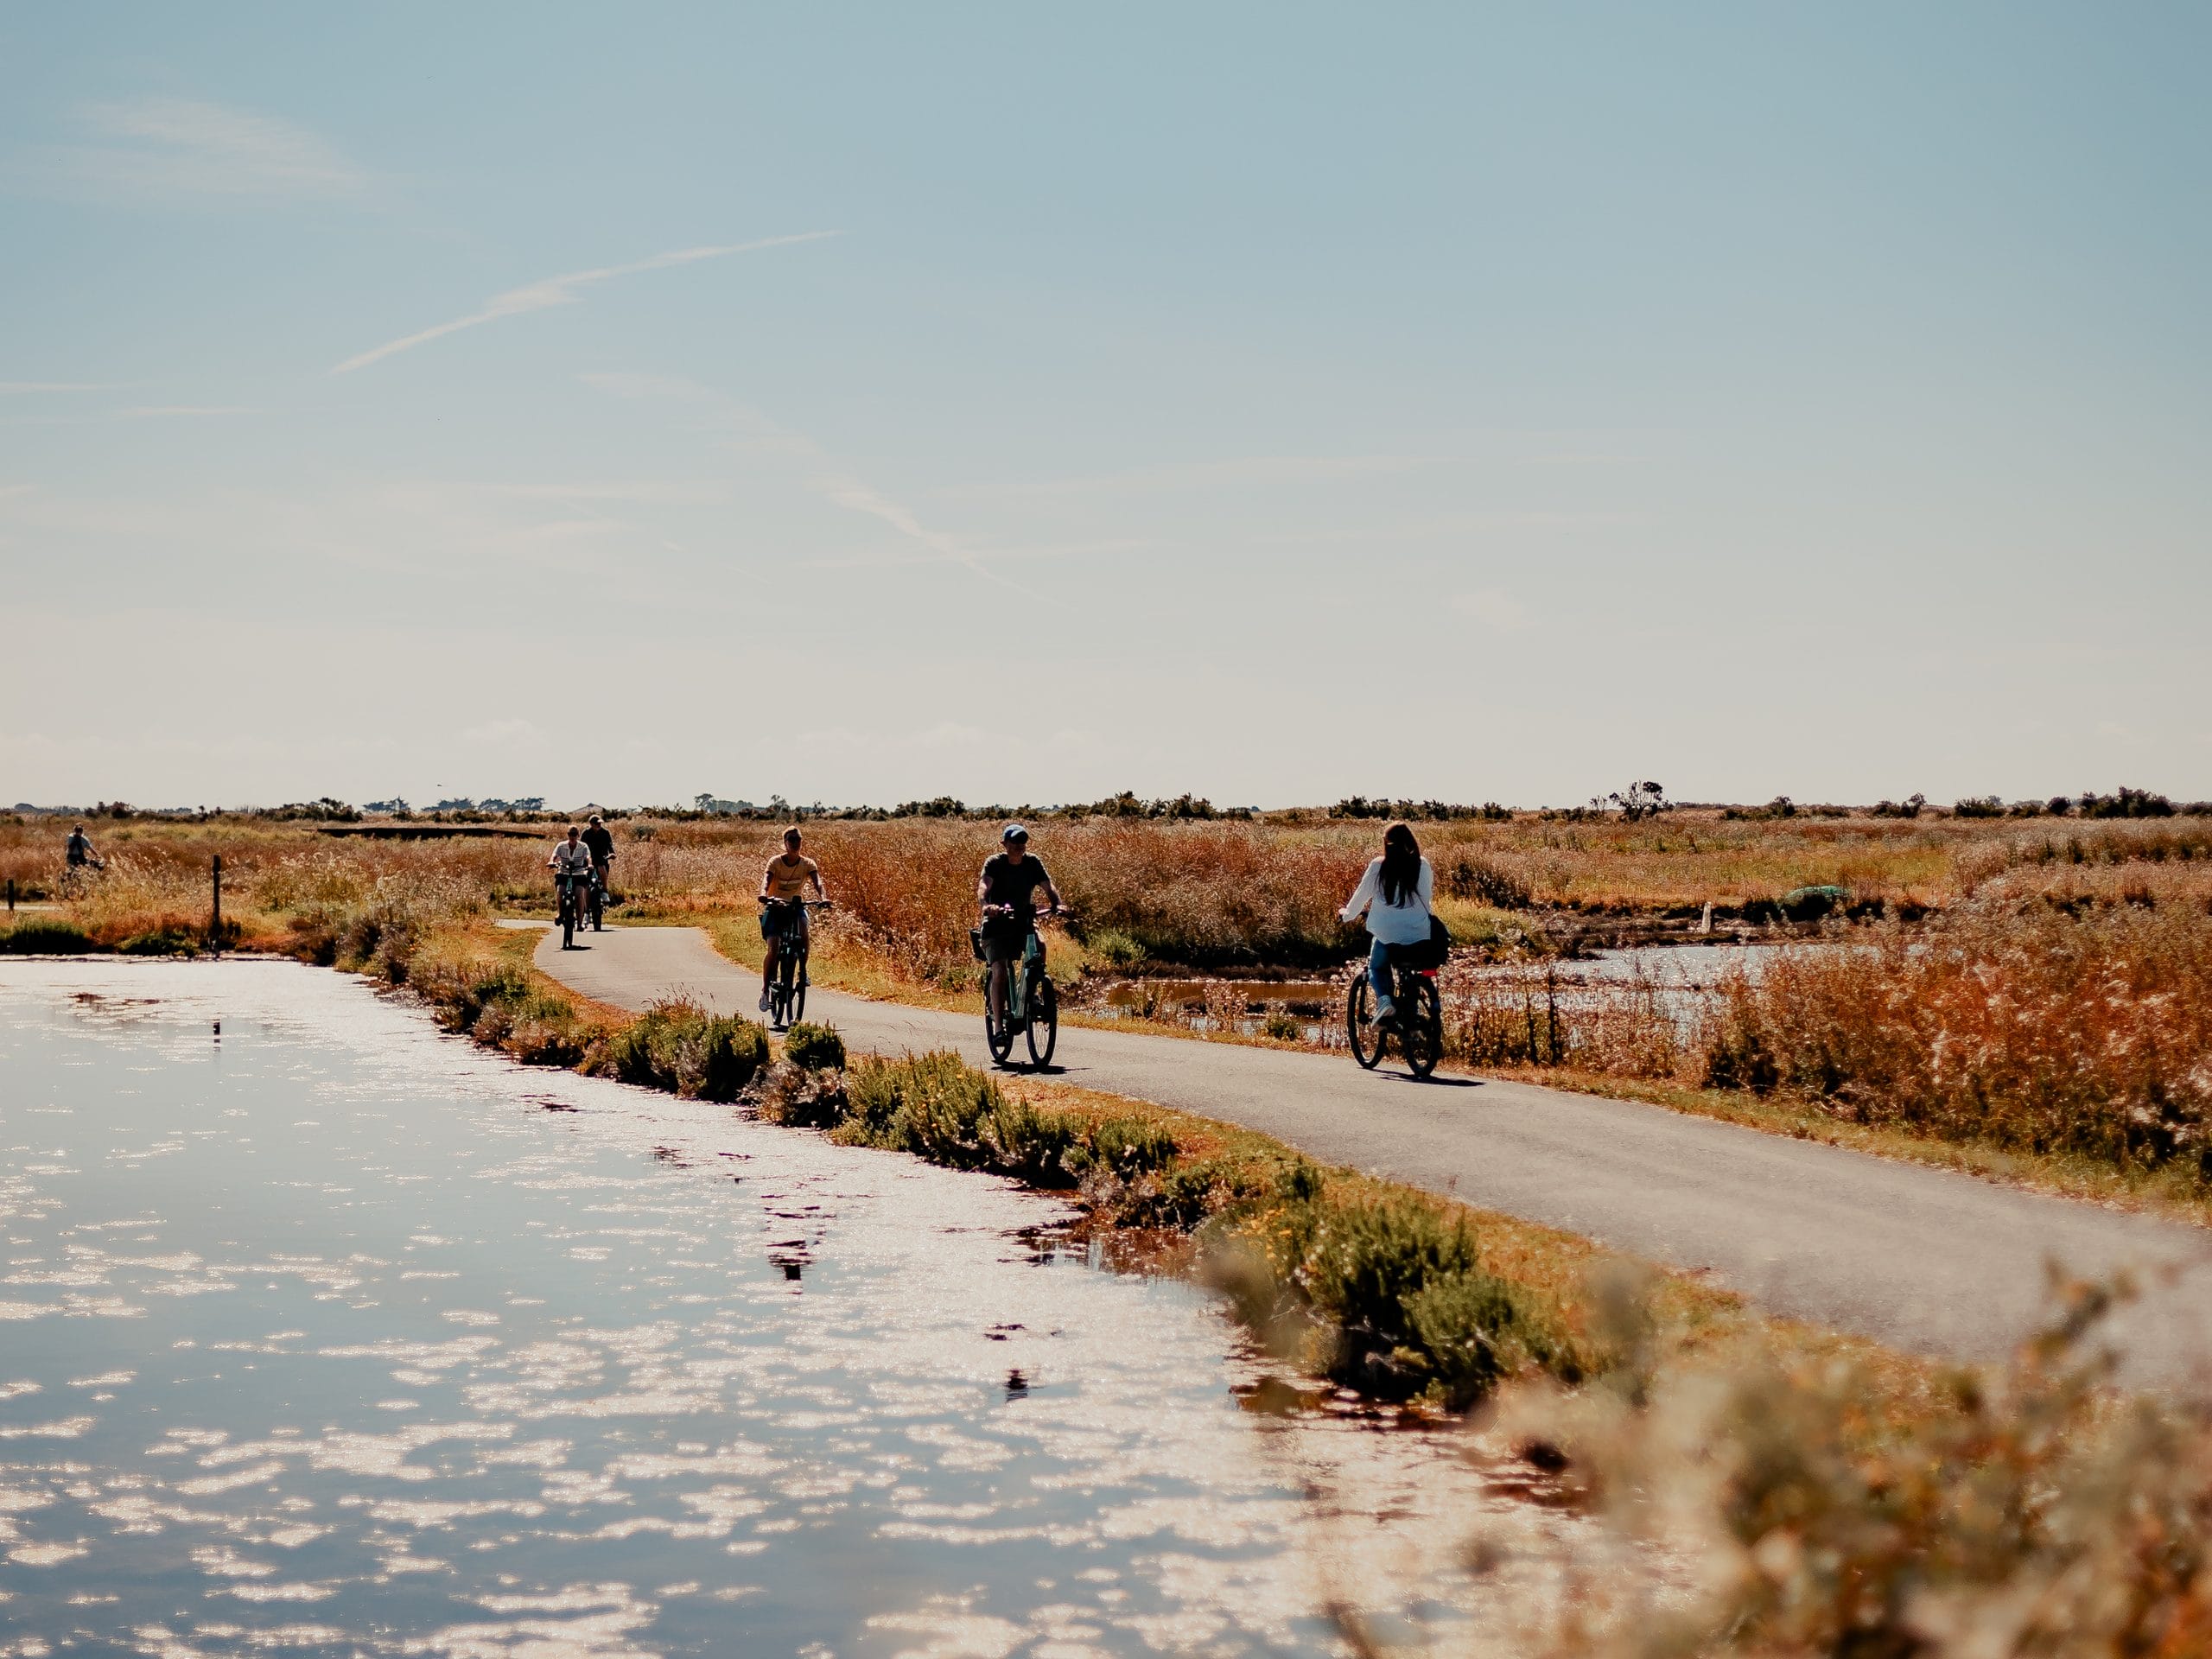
[1338, 821, 1434, 1023]
[548, 827, 593, 879]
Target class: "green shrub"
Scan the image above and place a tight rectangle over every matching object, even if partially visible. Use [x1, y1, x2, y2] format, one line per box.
[782, 1020, 846, 1071]
[1224, 1186, 1568, 1406]
[1262, 1009, 1304, 1041]
[1076, 1118, 1179, 1179]
[1084, 928, 1147, 969]
[601, 1001, 768, 1101]
[0, 918, 100, 955]
[119, 924, 201, 957]
[836, 1052, 1081, 1184]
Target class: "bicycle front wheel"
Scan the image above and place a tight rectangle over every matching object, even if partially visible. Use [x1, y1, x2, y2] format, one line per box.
[984, 972, 1017, 1064]
[790, 957, 808, 1026]
[1348, 974, 1384, 1069]
[1401, 976, 1443, 1078]
[1025, 976, 1058, 1069]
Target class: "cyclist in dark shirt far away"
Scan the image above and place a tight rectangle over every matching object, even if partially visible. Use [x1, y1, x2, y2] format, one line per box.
[977, 823, 1062, 1033]
[581, 815, 615, 925]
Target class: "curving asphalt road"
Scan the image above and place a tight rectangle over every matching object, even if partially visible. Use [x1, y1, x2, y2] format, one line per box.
[522, 921, 2212, 1387]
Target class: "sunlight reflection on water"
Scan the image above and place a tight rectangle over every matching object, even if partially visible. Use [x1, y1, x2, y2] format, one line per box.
[0, 961, 1597, 1656]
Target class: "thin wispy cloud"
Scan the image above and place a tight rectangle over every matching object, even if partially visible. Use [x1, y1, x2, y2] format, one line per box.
[10, 98, 372, 202]
[0, 382, 112, 394]
[333, 233, 842, 374]
[582, 371, 1039, 595]
[932, 453, 1435, 502]
[114, 404, 251, 419]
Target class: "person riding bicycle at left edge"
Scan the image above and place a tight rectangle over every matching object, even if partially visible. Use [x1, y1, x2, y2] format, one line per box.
[978, 823, 1061, 1033]
[759, 827, 825, 1013]
[548, 826, 594, 948]
[1338, 821, 1433, 1024]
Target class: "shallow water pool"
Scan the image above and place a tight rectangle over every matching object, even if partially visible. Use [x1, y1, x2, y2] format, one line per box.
[0, 961, 1592, 1656]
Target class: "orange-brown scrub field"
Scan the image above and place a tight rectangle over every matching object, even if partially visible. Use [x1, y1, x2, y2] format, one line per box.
[4, 803, 2210, 1200]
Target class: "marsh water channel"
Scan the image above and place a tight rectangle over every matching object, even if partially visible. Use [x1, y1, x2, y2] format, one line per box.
[1090, 942, 1783, 1043]
[0, 961, 1610, 1656]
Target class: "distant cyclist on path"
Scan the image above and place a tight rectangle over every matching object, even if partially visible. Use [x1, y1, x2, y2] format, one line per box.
[64, 823, 103, 874]
[1338, 821, 1434, 1025]
[978, 823, 1063, 1034]
[759, 827, 826, 1013]
[582, 815, 616, 925]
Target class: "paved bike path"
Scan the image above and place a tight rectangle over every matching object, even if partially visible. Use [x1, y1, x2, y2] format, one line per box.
[526, 922, 2212, 1386]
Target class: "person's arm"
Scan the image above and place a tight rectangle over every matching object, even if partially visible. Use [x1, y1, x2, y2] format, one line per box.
[761, 861, 777, 899]
[1338, 861, 1378, 924]
[809, 864, 826, 902]
[1417, 859, 1435, 911]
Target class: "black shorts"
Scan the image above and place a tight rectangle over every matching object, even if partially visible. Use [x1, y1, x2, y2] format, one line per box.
[980, 924, 1033, 964]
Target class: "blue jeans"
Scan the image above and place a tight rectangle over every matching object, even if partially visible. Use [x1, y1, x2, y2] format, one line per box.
[1368, 938, 1398, 1005]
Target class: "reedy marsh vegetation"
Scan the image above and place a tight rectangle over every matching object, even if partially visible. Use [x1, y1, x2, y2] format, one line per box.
[6, 807, 2210, 1199]
[12, 813, 2212, 1648]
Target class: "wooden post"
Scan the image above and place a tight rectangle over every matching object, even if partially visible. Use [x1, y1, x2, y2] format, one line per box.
[5, 877, 12, 912]
[211, 855, 222, 950]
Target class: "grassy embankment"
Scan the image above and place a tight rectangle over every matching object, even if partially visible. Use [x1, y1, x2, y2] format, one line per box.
[10, 815, 2212, 1647]
[5, 810, 2212, 1226]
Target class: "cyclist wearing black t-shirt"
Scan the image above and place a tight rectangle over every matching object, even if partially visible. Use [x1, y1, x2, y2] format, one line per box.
[977, 823, 1061, 1033]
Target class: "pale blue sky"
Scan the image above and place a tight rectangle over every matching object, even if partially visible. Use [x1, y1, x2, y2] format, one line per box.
[3, 5, 2207, 809]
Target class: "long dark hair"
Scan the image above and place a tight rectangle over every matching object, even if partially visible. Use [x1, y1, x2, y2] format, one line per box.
[1379, 821, 1422, 906]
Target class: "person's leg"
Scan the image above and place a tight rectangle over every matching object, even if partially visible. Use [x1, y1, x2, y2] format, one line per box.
[760, 912, 779, 1010]
[1368, 938, 1396, 1016]
[988, 958, 1009, 1028]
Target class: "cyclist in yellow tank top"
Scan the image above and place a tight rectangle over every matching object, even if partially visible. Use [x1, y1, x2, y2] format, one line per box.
[759, 827, 825, 1012]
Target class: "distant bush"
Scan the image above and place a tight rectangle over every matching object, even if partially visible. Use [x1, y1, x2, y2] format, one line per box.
[1442, 854, 1531, 909]
[781, 1020, 845, 1071]
[2079, 785, 2176, 819]
[600, 1000, 768, 1101]
[1952, 795, 2006, 819]
[118, 922, 203, 956]
[0, 918, 99, 954]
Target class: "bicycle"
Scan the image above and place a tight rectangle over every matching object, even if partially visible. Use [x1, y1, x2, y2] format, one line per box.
[975, 905, 1062, 1069]
[1347, 950, 1444, 1078]
[555, 867, 594, 950]
[759, 898, 831, 1027]
[588, 864, 609, 931]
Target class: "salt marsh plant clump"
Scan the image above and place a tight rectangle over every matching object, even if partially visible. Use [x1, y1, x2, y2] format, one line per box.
[597, 999, 770, 1102]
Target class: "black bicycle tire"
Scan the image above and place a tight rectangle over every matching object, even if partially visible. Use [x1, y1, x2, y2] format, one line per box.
[791, 959, 808, 1026]
[1402, 977, 1442, 1078]
[984, 978, 1017, 1063]
[1025, 976, 1058, 1068]
[1348, 975, 1384, 1069]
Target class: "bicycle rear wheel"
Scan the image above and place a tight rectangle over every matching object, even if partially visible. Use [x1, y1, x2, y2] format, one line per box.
[984, 963, 1017, 1064]
[1025, 976, 1058, 1068]
[1348, 974, 1385, 1069]
[1401, 976, 1443, 1078]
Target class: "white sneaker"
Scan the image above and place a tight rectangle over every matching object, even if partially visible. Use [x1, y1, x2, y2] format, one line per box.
[758, 990, 771, 1013]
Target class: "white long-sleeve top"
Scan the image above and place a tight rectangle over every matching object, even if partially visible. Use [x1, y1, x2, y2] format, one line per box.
[1339, 856, 1434, 945]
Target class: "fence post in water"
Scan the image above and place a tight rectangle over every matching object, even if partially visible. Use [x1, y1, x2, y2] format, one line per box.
[1546, 966, 1560, 1066]
[210, 855, 222, 952]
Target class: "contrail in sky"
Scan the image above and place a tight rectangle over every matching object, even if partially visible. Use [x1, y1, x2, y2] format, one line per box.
[330, 232, 841, 374]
